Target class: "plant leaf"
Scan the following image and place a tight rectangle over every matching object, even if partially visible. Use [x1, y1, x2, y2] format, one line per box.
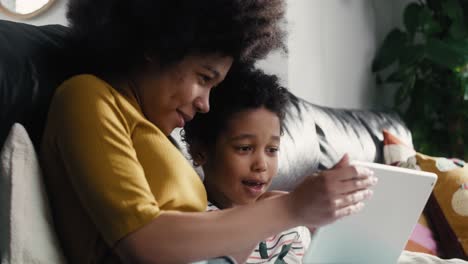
[394, 84, 406, 107]
[425, 38, 467, 68]
[419, 7, 442, 35]
[372, 29, 407, 72]
[404, 3, 422, 36]
[442, 0, 463, 20]
[394, 74, 416, 106]
[449, 19, 468, 39]
[444, 38, 468, 57]
[400, 45, 425, 66]
[386, 71, 403, 83]
[464, 81, 468, 100]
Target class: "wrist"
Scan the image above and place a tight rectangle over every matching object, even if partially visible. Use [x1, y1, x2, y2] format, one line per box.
[277, 192, 303, 227]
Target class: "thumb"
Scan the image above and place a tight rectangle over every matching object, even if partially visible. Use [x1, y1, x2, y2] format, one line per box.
[332, 153, 350, 169]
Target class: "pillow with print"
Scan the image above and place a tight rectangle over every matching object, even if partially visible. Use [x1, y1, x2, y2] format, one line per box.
[383, 130, 468, 260]
[382, 130, 437, 255]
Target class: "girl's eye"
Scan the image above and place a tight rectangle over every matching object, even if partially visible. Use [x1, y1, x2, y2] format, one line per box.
[235, 146, 253, 153]
[267, 147, 279, 155]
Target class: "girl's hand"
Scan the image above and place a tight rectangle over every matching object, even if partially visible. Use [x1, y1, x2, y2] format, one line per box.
[289, 154, 377, 227]
[258, 190, 288, 200]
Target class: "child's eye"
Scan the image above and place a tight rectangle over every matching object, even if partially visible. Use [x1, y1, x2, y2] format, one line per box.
[235, 146, 253, 153]
[266, 147, 279, 155]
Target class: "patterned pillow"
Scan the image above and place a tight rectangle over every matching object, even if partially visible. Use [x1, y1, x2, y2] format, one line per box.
[383, 130, 417, 167]
[383, 130, 468, 260]
[416, 154, 468, 260]
[382, 130, 437, 256]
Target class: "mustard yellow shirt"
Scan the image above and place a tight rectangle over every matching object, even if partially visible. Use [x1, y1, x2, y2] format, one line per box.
[41, 74, 207, 263]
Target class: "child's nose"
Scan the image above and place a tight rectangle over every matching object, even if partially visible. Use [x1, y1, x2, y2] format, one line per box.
[252, 155, 267, 172]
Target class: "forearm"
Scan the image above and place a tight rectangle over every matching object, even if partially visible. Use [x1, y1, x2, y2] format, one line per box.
[116, 194, 299, 263]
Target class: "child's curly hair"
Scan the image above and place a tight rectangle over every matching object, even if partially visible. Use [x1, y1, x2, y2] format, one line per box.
[66, 0, 286, 76]
[182, 63, 290, 161]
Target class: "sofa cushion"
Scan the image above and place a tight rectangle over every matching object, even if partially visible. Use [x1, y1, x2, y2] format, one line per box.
[383, 130, 468, 260]
[383, 129, 438, 256]
[416, 154, 468, 259]
[0, 123, 66, 264]
[0, 20, 72, 150]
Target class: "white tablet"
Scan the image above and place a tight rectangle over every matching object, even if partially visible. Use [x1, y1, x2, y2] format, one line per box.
[303, 161, 437, 264]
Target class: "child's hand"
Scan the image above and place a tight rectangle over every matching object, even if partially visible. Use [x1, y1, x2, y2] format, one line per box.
[258, 190, 288, 200]
[289, 153, 377, 227]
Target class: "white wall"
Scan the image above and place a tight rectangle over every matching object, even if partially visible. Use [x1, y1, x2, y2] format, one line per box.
[287, 0, 376, 109]
[0, 0, 67, 25]
[270, 0, 414, 110]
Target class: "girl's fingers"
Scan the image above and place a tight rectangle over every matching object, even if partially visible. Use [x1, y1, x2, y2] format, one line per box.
[338, 176, 378, 194]
[334, 202, 365, 218]
[322, 165, 374, 183]
[333, 189, 373, 209]
[339, 166, 374, 181]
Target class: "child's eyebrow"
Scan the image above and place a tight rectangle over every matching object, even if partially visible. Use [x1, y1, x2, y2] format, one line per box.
[229, 134, 281, 141]
[271, 136, 281, 142]
[229, 134, 255, 141]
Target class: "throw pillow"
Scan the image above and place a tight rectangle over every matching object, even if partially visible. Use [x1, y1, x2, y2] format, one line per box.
[382, 130, 438, 256]
[383, 130, 417, 166]
[416, 153, 468, 258]
[383, 129, 468, 260]
[0, 123, 66, 263]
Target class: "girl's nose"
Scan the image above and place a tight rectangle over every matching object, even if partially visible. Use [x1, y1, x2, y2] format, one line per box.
[252, 155, 267, 172]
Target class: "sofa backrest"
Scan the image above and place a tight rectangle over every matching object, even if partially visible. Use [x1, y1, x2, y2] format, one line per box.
[0, 20, 74, 149]
[270, 99, 412, 190]
[0, 20, 413, 190]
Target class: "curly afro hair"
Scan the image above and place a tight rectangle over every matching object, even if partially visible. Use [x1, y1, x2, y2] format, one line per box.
[66, 0, 286, 77]
[182, 63, 290, 160]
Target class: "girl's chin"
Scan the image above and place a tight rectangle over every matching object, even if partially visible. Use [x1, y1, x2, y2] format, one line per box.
[232, 197, 262, 207]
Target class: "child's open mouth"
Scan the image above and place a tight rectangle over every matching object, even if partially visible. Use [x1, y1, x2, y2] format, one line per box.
[241, 180, 266, 196]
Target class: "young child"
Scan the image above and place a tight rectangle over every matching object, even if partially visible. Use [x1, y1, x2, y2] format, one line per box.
[183, 65, 311, 264]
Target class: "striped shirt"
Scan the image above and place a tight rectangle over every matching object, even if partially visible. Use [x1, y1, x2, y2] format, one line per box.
[207, 202, 311, 264]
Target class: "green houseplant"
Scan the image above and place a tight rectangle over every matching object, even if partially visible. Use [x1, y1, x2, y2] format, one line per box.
[373, 0, 468, 159]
